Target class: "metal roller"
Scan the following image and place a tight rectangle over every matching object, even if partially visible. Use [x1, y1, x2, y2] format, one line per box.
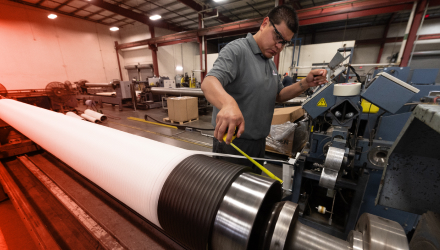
[355, 213, 409, 250]
[84, 80, 120, 88]
[319, 146, 345, 189]
[211, 173, 282, 250]
[150, 87, 205, 97]
[262, 201, 409, 250]
[85, 83, 114, 87]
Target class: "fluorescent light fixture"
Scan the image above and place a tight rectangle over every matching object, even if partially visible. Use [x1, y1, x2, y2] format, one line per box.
[213, 0, 224, 2]
[110, 27, 119, 31]
[176, 66, 183, 71]
[48, 14, 57, 19]
[149, 15, 161, 20]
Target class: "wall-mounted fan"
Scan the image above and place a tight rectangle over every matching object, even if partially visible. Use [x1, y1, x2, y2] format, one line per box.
[45, 82, 76, 111]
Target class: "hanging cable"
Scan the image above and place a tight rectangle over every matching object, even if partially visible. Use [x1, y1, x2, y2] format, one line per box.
[348, 65, 362, 83]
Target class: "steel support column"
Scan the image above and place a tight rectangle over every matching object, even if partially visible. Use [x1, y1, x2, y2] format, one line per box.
[377, 13, 395, 63]
[198, 14, 205, 82]
[400, 0, 428, 67]
[114, 41, 123, 80]
[149, 26, 159, 77]
[204, 39, 208, 79]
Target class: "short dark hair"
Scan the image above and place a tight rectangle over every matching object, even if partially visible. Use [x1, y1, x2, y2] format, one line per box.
[267, 5, 299, 34]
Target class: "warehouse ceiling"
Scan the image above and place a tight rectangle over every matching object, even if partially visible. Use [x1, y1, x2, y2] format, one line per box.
[10, 0, 440, 36]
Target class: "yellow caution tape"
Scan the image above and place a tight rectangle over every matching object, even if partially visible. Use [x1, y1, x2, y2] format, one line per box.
[128, 117, 178, 129]
[223, 134, 283, 184]
[109, 121, 211, 149]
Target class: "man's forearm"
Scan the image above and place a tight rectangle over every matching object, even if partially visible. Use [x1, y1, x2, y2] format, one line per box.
[201, 76, 238, 110]
[276, 78, 308, 103]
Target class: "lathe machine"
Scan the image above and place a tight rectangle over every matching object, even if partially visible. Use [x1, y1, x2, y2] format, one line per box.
[75, 79, 136, 111]
[288, 68, 440, 248]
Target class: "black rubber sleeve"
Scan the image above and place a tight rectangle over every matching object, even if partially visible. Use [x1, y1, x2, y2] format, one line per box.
[158, 154, 247, 250]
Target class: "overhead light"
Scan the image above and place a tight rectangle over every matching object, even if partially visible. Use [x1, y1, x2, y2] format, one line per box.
[110, 27, 119, 31]
[48, 14, 57, 19]
[213, 0, 224, 2]
[176, 66, 183, 71]
[150, 15, 161, 20]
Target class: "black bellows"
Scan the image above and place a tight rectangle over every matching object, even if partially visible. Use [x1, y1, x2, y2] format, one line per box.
[158, 154, 247, 250]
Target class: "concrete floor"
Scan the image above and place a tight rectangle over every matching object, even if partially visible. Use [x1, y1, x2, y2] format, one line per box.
[75, 102, 287, 180]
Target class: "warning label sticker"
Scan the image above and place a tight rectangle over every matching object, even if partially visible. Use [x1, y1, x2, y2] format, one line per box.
[317, 98, 327, 107]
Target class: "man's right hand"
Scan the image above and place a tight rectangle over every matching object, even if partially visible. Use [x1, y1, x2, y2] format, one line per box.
[214, 104, 245, 144]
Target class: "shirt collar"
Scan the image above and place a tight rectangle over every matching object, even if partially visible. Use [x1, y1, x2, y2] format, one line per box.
[246, 33, 263, 55]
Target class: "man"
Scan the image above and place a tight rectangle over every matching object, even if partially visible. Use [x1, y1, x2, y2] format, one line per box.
[201, 5, 327, 172]
[282, 73, 294, 87]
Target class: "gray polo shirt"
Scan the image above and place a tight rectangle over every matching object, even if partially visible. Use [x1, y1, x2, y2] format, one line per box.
[206, 33, 284, 140]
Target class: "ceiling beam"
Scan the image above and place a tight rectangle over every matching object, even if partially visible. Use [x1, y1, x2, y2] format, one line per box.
[84, 9, 106, 19]
[246, 2, 264, 17]
[9, 0, 130, 27]
[297, 0, 415, 20]
[148, 1, 183, 15]
[215, 1, 274, 21]
[297, 0, 416, 26]
[117, 0, 433, 49]
[350, 33, 440, 45]
[176, 0, 234, 23]
[90, 0, 184, 32]
[54, 0, 74, 11]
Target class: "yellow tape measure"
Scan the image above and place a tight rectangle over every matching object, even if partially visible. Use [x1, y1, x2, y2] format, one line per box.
[222, 134, 283, 184]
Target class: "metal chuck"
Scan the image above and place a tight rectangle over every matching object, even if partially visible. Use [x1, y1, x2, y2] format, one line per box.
[262, 201, 409, 250]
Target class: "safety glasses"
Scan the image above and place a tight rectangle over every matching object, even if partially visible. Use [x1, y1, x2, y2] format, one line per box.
[269, 19, 292, 46]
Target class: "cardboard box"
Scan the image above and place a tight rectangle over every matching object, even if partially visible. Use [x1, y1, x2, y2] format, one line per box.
[271, 106, 304, 125]
[167, 96, 198, 122]
[266, 106, 304, 156]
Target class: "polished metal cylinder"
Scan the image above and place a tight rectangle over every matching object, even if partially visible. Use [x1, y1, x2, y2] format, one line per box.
[356, 213, 409, 250]
[150, 87, 205, 97]
[288, 222, 351, 250]
[211, 172, 282, 250]
[85, 82, 114, 87]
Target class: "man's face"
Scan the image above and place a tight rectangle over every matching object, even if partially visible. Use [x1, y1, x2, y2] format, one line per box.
[258, 17, 294, 59]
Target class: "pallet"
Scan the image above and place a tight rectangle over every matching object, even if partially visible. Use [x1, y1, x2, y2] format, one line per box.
[163, 117, 199, 125]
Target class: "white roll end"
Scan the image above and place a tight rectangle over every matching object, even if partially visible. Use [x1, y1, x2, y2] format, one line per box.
[333, 82, 362, 96]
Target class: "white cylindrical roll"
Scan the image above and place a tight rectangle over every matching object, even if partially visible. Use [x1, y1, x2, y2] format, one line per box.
[66, 112, 85, 120]
[81, 113, 99, 123]
[85, 83, 113, 87]
[85, 109, 107, 122]
[333, 82, 362, 96]
[0, 99, 195, 228]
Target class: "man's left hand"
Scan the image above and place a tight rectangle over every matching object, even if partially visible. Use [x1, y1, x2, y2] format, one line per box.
[304, 69, 328, 88]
